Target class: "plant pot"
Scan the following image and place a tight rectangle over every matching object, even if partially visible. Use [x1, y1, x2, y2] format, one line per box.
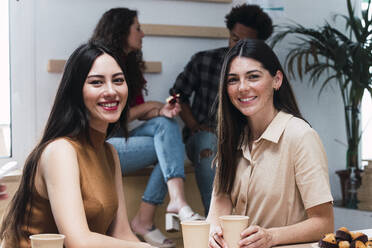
[336, 169, 362, 207]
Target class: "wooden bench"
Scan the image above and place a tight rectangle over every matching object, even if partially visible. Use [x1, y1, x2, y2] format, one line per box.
[122, 160, 205, 247]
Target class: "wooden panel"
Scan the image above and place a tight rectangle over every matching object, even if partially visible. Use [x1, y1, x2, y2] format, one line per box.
[142, 24, 229, 39]
[144, 61, 162, 73]
[0, 172, 21, 218]
[123, 164, 204, 242]
[47, 60, 162, 74]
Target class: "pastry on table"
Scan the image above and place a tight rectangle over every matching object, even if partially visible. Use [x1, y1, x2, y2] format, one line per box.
[351, 232, 369, 244]
[351, 240, 367, 248]
[336, 227, 352, 242]
[319, 233, 338, 248]
[339, 241, 351, 248]
[365, 241, 372, 248]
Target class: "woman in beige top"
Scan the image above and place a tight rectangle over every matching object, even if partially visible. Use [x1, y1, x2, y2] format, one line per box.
[208, 39, 334, 248]
[0, 42, 156, 248]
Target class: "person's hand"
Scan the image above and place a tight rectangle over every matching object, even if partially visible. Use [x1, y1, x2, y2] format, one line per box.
[0, 183, 8, 200]
[159, 102, 181, 118]
[209, 225, 227, 248]
[239, 225, 274, 248]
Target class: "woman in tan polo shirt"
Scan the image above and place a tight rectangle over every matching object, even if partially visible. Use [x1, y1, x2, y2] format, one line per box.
[208, 39, 334, 248]
[0, 42, 155, 248]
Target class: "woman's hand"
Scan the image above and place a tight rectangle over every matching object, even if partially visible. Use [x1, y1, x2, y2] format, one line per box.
[159, 102, 181, 118]
[209, 225, 227, 248]
[239, 225, 274, 248]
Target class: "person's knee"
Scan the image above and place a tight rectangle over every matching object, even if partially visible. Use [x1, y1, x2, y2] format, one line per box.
[154, 116, 178, 129]
[199, 148, 213, 159]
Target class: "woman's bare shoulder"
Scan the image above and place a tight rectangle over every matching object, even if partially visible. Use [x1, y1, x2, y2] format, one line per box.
[39, 138, 78, 171]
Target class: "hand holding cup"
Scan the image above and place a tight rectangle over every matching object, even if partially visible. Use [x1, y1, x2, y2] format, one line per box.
[219, 215, 249, 248]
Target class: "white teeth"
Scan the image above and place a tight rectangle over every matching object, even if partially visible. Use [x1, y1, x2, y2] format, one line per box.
[240, 97, 255, 102]
[100, 102, 118, 107]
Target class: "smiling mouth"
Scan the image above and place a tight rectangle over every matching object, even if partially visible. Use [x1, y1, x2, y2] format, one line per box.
[98, 101, 119, 110]
[239, 96, 256, 102]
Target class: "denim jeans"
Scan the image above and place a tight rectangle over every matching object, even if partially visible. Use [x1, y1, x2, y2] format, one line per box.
[185, 131, 217, 215]
[108, 116, 185, 205]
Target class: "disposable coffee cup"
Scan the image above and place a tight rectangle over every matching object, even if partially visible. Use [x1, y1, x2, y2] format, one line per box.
[29, 233, 65, 248]
[181, 220, 210, 248]
[219, 215, 249, 248]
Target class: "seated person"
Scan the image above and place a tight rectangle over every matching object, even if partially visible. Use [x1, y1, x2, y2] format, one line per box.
[170, 4, 273, 215]
[207, 39, 334, 248]
[0, 42, 155, 248]
[90, 8, 203, 248]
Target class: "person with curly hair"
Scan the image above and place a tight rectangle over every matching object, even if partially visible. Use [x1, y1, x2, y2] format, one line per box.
[170, 4, 273, 216]
[90, 8, 203, 248]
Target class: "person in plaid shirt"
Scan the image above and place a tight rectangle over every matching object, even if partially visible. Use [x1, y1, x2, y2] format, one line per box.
[170, 4, 273, 215]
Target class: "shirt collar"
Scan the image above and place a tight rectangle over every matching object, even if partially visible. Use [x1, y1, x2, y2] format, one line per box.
[239, 111, 293, 149]
[239, 111, 293, 162]
[260, 111, 293, 143]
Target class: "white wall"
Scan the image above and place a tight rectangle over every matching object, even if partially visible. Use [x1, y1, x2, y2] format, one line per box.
[273, 0, 351, 201]
[10, 0, 356, 204]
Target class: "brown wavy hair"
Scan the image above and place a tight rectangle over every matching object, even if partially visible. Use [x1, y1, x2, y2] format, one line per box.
[215, 39, 305, 195]
[90, 7, 146, 105]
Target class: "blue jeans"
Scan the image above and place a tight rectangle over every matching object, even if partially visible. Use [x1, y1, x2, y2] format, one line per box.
[185, 131, 217, 215]
[108, 117, 185, 205]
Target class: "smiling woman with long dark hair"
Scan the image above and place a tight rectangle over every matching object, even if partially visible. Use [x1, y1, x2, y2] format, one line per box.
[207, 39, 334, 248]
[0, 42, 155, 248]
[90, 8, 203, 248]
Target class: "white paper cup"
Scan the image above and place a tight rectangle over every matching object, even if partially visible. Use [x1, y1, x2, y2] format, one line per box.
[29, 234, 65, 248]
[219, 215, 249, 248]
[181, 220, 210, 248]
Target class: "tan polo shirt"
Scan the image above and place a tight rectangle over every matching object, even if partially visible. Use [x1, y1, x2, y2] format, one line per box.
[230, 111, 333, 228]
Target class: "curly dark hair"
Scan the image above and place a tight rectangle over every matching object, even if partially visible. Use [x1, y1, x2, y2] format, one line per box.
[225, 4, 273, 40]
[90, 7, 146, 105]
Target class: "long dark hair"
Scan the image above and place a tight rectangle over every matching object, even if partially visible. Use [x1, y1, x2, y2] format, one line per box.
[0, 42, 130, 245]
[215, 39, 304, 195]
[90, 7, 146, 105]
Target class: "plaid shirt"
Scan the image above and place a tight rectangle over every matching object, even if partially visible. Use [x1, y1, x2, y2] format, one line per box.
[171, 47, 228, 135]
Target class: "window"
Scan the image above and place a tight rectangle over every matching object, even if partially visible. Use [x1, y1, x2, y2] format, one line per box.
[361, 0, 372, 164]
[362, 90, 372, 161]
[0, 0, 11, 157]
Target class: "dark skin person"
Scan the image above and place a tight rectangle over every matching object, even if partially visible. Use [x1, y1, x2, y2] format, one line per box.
[179, 22, 258, 136]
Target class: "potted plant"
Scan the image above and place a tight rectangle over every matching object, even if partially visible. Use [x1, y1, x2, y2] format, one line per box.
[271, 0, 372, 206]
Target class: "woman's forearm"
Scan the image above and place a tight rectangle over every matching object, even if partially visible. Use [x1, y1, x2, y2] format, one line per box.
[207, 192, 233, 227]
[128, 101, 163, 121]
[65, 231, 149, 248]
[268, 202, 334, 246]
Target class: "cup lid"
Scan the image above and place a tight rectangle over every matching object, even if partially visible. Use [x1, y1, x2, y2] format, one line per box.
[181, 220, 210, 225]
[29, 234, 65, 240]
[219, 215, 249, 220]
